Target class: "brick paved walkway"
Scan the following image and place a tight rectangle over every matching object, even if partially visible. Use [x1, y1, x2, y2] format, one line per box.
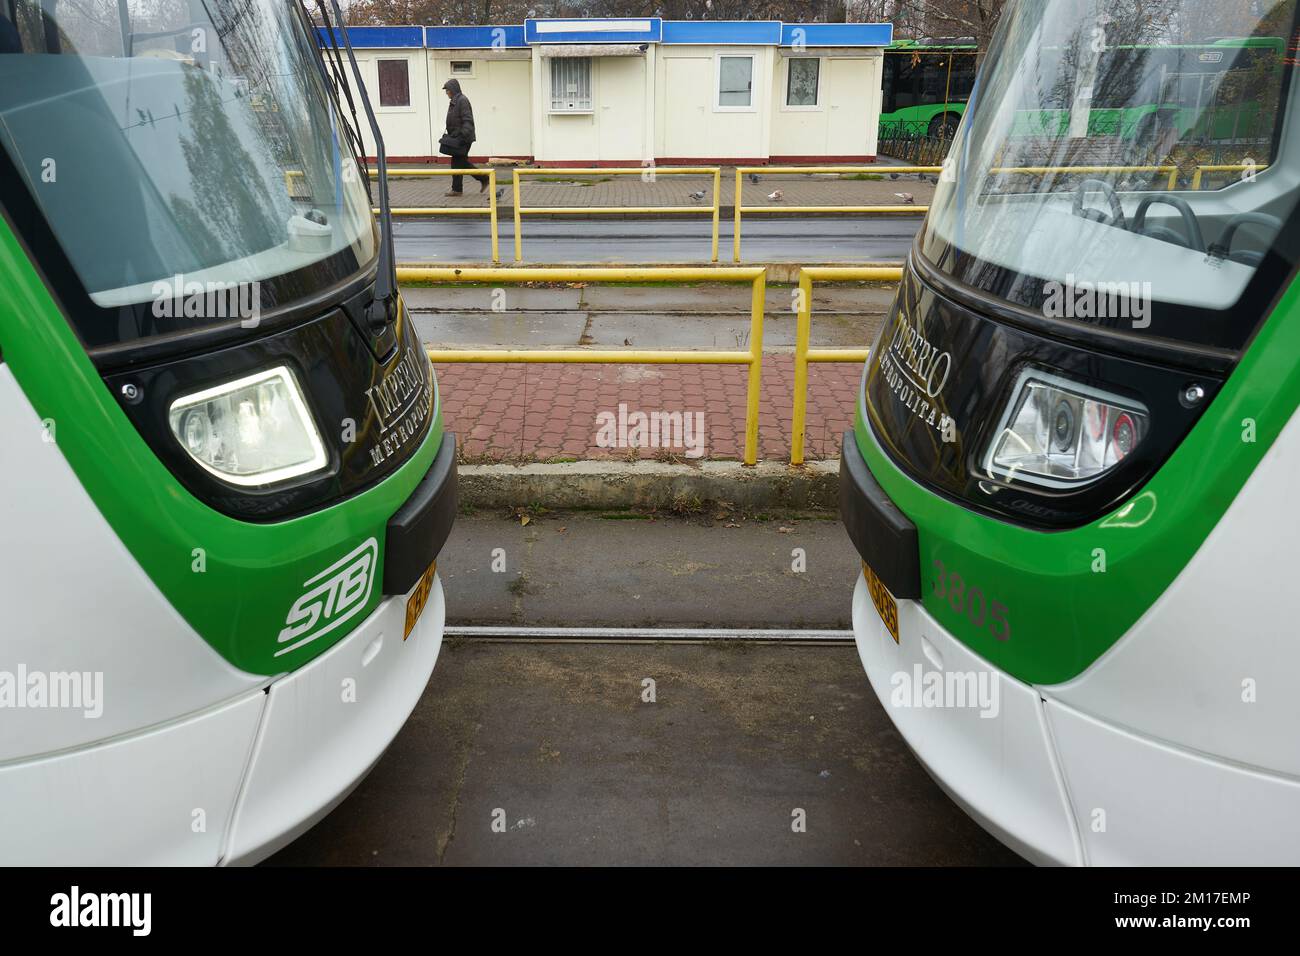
[435, 354, 862, 465]
[389, 165, 936, 213]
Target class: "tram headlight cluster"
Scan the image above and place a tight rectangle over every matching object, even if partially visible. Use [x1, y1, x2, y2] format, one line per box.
[167, 366, 328, 486]
[982, 369, 1147, 490]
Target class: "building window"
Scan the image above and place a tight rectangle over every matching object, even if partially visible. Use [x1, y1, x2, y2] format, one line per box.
[717, 55, 754, 110]
[786, 57, 820, 107]
[451, 60, 473, 75]
[377, 59, 410, 108]
[550, 57, 592, 112]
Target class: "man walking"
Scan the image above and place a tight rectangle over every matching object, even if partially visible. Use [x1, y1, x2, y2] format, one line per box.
[441, 78, 489, 195]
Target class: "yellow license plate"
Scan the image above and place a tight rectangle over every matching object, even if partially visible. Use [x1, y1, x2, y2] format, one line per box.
[403, 561, 436, 640]
[863, 561, 899, 644]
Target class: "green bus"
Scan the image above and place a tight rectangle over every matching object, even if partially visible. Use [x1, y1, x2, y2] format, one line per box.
[880, 35, 1287, 147]
[1012, 37, 1288, 143]
[880, 40, 980, 140]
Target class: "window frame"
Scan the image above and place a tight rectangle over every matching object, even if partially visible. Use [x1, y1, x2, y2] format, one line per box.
[449, 59, 475, 78]
[549, 56, 594, 114]
[714, 53, 757, 113]
[782, 55, 823, 111]
[374, 56, 415, 113]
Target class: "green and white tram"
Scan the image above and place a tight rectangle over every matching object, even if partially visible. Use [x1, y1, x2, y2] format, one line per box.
[0, 0, 455, 863]
[841, 0, 1300, 865]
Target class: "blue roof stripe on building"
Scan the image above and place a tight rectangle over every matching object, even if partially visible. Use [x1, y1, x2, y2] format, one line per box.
[779, 22, 893, 47]
[316, 26, 424, 49]
[318, 20, 895, 50]
[660, 20, 782, 45]
[425, 25, 527, 49]
[524, 17, 663, 44]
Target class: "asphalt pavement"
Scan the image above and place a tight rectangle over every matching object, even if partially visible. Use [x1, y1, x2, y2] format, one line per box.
[268, 514, 1026, 866]
[394, 216, 922, 264]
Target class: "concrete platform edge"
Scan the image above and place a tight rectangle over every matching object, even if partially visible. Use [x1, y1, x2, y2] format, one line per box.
[459, 459, 840, 512]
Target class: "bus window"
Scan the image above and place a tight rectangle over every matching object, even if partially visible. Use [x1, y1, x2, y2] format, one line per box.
[948, 54, 978, 100]
[892, 54, 920, 110]
[882, 53, 899, 113]
[920, 55, 949, 105]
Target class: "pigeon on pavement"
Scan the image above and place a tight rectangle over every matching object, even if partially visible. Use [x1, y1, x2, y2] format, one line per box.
[748, 173, 761, 184]
[689, 190, 707, 201]
[894, 192, 915, 204]
[767, 189, 784, 201]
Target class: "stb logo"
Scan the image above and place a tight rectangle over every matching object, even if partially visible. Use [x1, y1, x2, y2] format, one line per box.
[275, 539, 378, 657]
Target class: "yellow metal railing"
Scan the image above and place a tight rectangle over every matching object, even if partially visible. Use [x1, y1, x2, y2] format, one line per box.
[512, 167, 722, 264]
[732, 166, 940, 262]
[376, 168, 500, 263]
[988, 165, 1180, 191]
[791, 266, 904, 466]
[401, 266, 766, 465]
[1191, 163, 1270, 190]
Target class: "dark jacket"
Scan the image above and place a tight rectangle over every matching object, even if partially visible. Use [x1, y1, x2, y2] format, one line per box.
[443, 79, 476, 151]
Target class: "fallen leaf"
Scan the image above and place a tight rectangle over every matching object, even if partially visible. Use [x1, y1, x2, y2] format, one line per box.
[520, 515, 531, 526]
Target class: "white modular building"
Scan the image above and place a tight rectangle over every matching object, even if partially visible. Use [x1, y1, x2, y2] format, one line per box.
[320, 17, 892, 165]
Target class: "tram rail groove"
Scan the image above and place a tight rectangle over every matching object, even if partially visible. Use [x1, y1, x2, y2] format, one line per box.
[443, 625, 854, 645]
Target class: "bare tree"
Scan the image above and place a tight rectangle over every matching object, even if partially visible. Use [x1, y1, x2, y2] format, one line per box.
[883, 0, 1006, 48]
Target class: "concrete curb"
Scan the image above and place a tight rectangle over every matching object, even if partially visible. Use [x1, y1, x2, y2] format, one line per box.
[459, 459, 840, 512]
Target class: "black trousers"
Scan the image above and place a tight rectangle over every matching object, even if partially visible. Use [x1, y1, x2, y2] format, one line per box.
[450, 152, 488, 192]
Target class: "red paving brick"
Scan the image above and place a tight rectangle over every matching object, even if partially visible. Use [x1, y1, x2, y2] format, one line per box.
[434, 354, 861, 464]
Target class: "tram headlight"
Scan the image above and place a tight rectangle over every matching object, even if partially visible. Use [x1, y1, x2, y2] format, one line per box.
[982, 369, 1147, 490]
[168, 366, 327, 486]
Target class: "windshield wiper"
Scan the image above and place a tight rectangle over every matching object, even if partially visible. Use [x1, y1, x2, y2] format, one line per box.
[323, 0, 397, 333]
[313, 0, 369, 182]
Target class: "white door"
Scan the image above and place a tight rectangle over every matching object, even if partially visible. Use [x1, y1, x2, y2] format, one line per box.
[825, 58, 874, 158]
[663, 56, 711, 158]
[477, 59, 533, 158]
[598, 57, 646, 161]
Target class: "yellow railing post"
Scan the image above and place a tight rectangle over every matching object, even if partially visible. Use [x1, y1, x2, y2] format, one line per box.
[790, 266, 904, 464]
[404, 266, 767, 462]
[512, 168, 523, 263]
[373, 167, 499, 260]
[510, 167, 720, 263]
[744, 271, 766, 466]
[488, 168, 499, 264]
[711, 167, 721, 263]
[733, 166, 743, 263]
[791, 270, 813, 467]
